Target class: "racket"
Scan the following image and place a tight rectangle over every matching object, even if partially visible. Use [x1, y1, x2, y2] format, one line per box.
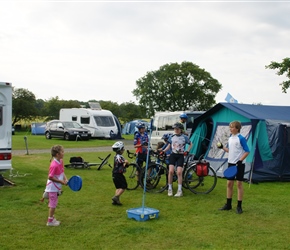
[223, 166, 237, 179]
[67, 175, 82, 191]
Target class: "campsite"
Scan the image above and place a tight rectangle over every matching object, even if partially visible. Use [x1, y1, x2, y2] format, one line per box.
[1, 132, 290, 249]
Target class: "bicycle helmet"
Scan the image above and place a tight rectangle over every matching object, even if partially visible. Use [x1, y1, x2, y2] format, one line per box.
[173, 122, 184, 130]
[162, 133, 172, 140]
[112, 141, 125, 152]
[180, 113, 188, 119]
[136, 122, 145, 129]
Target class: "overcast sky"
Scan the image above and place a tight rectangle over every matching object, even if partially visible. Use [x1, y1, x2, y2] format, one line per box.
[1, 1, 290, 107]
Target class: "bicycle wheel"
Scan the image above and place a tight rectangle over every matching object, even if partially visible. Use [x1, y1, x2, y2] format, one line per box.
[124, 163, 140, 190]
[185, 163, 217, 194]
[97, 154, 111, 170]
[140, 163, 168, 193]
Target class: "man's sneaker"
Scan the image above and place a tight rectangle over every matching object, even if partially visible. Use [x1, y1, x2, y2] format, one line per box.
[112, 196, 122, 205]
[236, 207, 243, 214]
[47, 220, 60, 226]
[219, 204, 232, 211]
[168, 189, 173, 197]
[174, 190, 183, 197]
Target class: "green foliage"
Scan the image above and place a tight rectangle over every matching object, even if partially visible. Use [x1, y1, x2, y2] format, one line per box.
[12, 88, 38, 125]
[132, 61, 222, 116]
[2, 148, 290, 249]
[43, 97, 80, 121]
[266, 57, 290, 93]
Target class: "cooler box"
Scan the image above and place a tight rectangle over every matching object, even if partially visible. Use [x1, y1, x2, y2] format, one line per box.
[127, 207, 159, 222]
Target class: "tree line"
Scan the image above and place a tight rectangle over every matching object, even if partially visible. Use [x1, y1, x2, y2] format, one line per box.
[12, 89, 146, 126]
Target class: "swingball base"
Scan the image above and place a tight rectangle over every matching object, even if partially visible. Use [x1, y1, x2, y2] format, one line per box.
[127, 207, 159, 222]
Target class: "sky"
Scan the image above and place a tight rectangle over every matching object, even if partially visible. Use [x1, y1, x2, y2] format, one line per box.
[1, 1, 290, 107]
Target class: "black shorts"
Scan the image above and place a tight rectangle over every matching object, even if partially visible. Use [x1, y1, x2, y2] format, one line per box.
[137, 153, 147, 166]
[169, 153, 184, 167]
[227, 163, 245, 181]
[112, 173, 127, 189]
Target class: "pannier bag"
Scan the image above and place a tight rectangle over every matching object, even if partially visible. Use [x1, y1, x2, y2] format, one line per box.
[196, 161, 209, 177]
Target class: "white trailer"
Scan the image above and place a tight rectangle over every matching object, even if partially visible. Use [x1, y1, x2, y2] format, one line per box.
[0, 82, 12, 172]
[59, 103, 118, 138]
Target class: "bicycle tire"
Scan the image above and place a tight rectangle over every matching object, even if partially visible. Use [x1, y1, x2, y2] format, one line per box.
[97, 154, 111, 170]
[140, 163, 168, 193]
[124, 163, 140, 190]
[185, 163, 217, 194]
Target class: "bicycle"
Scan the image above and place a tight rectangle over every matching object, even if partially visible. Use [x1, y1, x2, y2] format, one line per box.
[140, 152, 217, 194]
[139, 151, 193, 193]
[184, 155, 217, 194]
[124, 150, 143, 190]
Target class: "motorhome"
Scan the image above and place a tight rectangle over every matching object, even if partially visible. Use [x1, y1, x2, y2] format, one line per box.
[150, 110, 205, 147]
[59, 103, 118, 138]
[0, 82, 12, 172]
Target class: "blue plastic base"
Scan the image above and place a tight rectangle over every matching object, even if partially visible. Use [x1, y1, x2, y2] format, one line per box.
[127, 207, 159, 221]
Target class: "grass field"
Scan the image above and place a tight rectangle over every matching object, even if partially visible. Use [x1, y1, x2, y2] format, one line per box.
[1, 135, 290, 249]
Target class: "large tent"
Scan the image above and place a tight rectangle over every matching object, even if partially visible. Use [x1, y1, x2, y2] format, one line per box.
[189, 103, 290, 182]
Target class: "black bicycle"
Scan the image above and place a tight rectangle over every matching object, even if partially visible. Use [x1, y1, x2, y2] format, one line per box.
[124, 150, 143, 190]
[139, 152, 194, 193]
[140, 152, 217, 194]
[184, 155, 217, 194]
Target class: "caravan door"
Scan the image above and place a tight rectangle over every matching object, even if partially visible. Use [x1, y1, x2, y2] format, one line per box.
[0, 82, 12, 171]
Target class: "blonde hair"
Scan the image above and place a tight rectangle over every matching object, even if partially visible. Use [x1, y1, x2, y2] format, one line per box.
[51, 145, 64, 157]
[229, 121, 242, 132]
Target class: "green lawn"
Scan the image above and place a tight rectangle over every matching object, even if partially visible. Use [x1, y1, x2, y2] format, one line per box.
[1, 136, 290, 249]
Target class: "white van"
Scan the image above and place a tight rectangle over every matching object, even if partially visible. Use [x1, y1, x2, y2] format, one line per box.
[0, 82, 12, 172]
[150, 111, 204, 148]
[59, 103, 118, 139]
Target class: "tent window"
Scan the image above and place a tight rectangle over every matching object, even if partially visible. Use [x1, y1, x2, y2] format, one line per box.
[81, 116, 90, 124]
[72, 116, 77, 121]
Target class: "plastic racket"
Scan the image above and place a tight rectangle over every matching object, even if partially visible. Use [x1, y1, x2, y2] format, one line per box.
[223, 166, 237, 179]
[67, 175, 82, 191]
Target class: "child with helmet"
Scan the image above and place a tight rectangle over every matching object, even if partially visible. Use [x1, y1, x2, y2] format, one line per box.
[111, 141, 129, 205]
[134, 122, 149, 167]
[179, 113, 188, 135]
[162, 122, 192, 197]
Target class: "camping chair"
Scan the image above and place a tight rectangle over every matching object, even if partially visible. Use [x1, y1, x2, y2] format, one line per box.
[65, 154, 112, 170]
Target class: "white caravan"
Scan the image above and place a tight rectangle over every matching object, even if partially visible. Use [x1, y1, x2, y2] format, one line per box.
[0, 82, 12, 172]
[59, 103, 118, 138]
[150, 110, 205, 147]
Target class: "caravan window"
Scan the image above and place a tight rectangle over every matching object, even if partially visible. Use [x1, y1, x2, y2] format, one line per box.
[72, 116, 77, 122]
[81, 116, 90, 124]
[94, 116, 115, 127]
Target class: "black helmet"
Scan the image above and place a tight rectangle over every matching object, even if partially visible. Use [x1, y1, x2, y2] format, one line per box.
[173, 122, 184, 130]
[136, 122, 145, 129]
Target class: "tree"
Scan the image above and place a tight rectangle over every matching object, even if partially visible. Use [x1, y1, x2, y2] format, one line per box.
[43, 97, 80, 120]
[119, 102, 144, 123]
[12, 88, 38, 125]
[266, 57, 290, 93]
[132, 61, 222, 117]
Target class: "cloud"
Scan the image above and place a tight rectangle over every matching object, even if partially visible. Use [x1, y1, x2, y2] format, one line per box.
[0, 1, 289, 106]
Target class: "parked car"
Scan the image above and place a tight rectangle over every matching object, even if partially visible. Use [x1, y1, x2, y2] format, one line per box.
[12, 126, 15, 135]
[45, 120, 91, 141]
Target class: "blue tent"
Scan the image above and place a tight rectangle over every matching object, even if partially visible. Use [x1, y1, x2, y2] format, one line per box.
[190, 103, 290, 182]
[122, 120, 149, 135]
[31, 123, 46, 135]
